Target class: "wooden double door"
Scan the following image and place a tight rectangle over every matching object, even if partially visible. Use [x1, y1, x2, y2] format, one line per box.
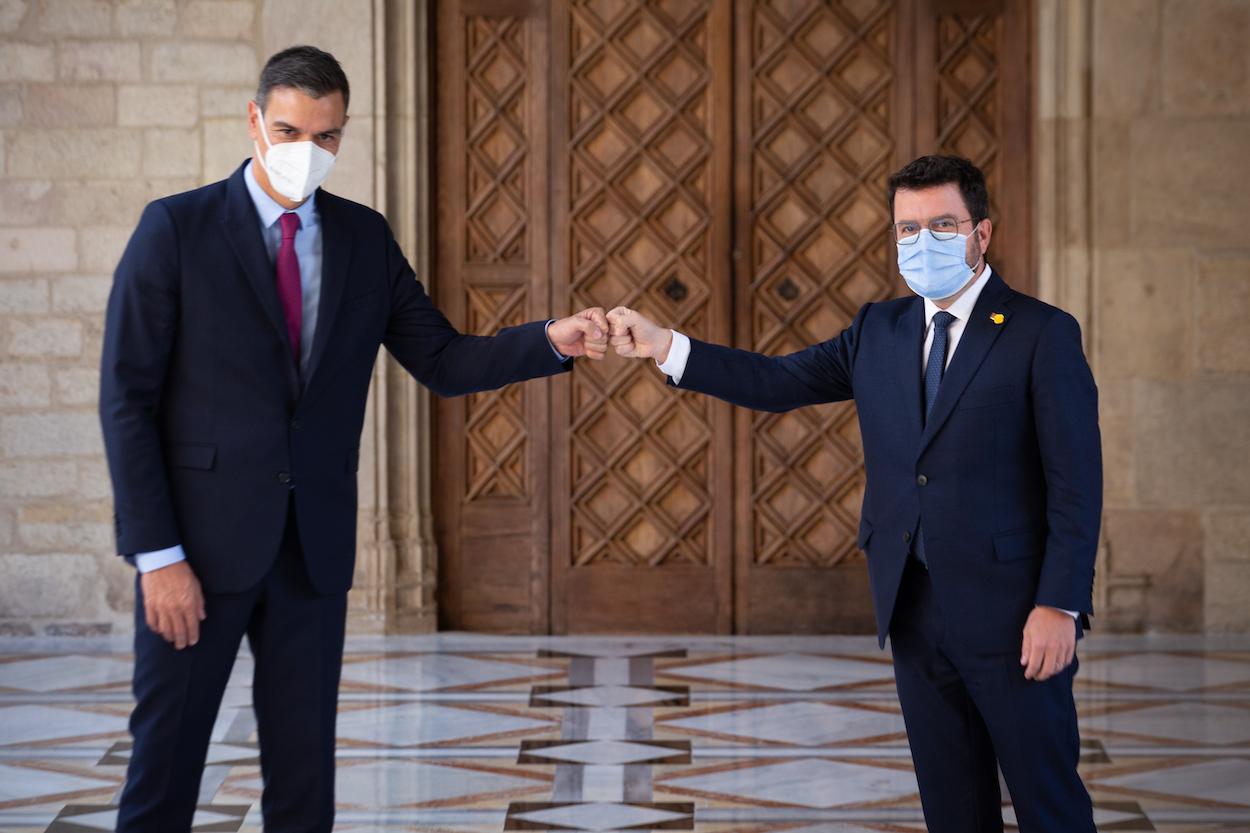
[433, 0, 1032, 633]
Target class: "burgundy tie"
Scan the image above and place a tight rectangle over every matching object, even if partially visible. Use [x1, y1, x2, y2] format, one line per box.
[275, 212, 302, 361]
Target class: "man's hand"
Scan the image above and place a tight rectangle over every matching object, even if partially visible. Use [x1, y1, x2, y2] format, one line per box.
[607, 307, 673, 363]
[549, 308, 609, 360]
[1021, 606, 1077, 681]
[140, 560, 206, 650]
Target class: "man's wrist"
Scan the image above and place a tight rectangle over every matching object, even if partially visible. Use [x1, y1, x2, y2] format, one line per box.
[543, 319, 569, 360]
[656, 329, 674, 365]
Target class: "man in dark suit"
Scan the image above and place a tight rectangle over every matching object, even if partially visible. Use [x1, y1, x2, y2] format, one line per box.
[606, 156, 1100, 832]
[99, 46, 608, 832]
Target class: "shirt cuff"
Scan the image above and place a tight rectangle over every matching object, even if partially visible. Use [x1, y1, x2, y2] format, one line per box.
[1040, 605, 1080, 620]
[655, 330, 691, 384]
[133, 544, 187, 573]
[544, 320, 568, 361]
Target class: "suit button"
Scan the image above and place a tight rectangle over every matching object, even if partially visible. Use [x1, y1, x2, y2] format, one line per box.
[903, 531, 912, 543]
[916, 474, 928, 486]
[277, 472, 292, 485]
[290, 419, 302, 430]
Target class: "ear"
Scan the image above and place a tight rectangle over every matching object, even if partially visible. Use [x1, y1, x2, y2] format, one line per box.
[977, 217, 993, 253]
[247, 100, 261, 143]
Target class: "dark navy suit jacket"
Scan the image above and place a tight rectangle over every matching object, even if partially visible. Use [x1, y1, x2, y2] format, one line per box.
[99, 162, 570, 595]
[677, 272, 1101, 650]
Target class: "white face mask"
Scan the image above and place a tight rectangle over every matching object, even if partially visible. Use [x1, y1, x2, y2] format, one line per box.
[254, 109, 337, 202]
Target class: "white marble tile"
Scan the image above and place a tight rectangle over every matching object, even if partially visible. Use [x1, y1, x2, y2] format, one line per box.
[340, 654, 550, 691]
[334, 703, 550, 746]
[0, 705, 129, 746]
[1081, 653, 1250, 691]
[0, 763, 115, 802]
[512, 802, 689, 831]
[584, 708, 631, 739]
[525, 741, 682, 765]
[664, 758, 919, 808]
[666, 654, 894, 691]
[1080, 702, 1250, 744]
[536, 686, 681, 708]
[0, 656, 133, 692]
[55, 808, 240, 830]
[1002, 805, 1146, 829]
[593, 659, 632, 685]
[666, 702, 905, 745]
[239, 760, 540, 807]
[1094, 758, 1250, 805]
[580, 765, 626, 801]
[109, 741, 257, 765]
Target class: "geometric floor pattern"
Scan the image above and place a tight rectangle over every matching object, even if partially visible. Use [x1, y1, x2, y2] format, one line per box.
[1, 634, 1249, 831]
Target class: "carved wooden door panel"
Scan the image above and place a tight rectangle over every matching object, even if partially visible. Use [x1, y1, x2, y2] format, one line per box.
[731, 0, 908, 632]
[434, 0, 554, 632]
[548, 0, 735, 633]
[917, 0, 1033, 289]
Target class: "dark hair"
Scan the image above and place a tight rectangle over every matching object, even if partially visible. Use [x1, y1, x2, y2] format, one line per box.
[887, 155, 989, 222]
[255, 45, 350, 113]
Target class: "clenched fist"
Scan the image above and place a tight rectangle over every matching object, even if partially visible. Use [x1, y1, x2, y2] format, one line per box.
[607, 307, 672, 362]
[140, 560, 206, 650]
[548, 308, 610, 360]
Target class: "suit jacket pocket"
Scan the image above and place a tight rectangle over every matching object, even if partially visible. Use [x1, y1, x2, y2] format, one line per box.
[169, 443, 216, 471]
[993, 528, 1044, 562]
[957, 384, 1018, 411]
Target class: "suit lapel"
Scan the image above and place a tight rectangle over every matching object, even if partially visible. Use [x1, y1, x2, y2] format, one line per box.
[300, 189, 352, 395]
[917, 273, 1014, 455]
[220, 164, 300, 400]
[893, 297, 926, 443]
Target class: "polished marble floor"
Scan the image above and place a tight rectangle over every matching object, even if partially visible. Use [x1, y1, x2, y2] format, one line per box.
[1, 634, 1249, 832]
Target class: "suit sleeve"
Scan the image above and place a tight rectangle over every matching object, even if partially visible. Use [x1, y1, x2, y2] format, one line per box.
[1031, 311, 1102, 614]
[381, 226, 571, 397]
[673, 303, 868, 412]
[99, 201, 182, 556]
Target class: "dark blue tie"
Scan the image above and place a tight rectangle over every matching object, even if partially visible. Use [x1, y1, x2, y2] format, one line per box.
[914, 311, 955, 567]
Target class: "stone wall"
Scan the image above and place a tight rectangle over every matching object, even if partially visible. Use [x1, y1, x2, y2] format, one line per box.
[0, 0, 387, 635]
[1087, 0, 1250, 632]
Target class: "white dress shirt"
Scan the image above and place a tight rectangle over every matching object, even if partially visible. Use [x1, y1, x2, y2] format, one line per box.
[657, 266, 1078, 620]
[921, 264, 992, 374]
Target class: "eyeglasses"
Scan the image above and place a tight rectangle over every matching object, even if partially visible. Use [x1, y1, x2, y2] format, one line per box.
[893, 217, 980, 244]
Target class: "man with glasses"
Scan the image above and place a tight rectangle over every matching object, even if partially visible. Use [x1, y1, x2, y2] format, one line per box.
[606, 155, 1100, 832]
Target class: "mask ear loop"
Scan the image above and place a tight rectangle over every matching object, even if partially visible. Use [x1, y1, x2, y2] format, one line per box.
[253, 107, 275, 177]
[967, 219, 987, 274]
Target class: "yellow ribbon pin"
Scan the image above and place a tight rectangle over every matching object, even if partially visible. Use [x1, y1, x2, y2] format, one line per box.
[990, 313, 1005, 325]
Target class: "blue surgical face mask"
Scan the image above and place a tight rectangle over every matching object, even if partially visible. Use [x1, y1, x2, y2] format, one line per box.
[896, 230, 976, 300]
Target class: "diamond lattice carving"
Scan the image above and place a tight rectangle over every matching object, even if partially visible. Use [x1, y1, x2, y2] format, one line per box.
[466, 17, 529, 264]
[567, 1, 716, 569]
[464, 284, 529, 499]
[935, 13, 1002, 221]
[747, 0, 897, 567]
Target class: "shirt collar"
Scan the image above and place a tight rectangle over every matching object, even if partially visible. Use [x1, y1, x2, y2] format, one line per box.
[243, 159, 318, 231]
[923, 263, 993, 327]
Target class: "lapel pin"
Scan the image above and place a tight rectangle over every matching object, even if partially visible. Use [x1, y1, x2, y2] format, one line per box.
[990, 313, 1005, 325]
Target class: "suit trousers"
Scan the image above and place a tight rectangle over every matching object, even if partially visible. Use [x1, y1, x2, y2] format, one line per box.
[117, 501, 347, 833]
[889, 560, 1096, 833]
